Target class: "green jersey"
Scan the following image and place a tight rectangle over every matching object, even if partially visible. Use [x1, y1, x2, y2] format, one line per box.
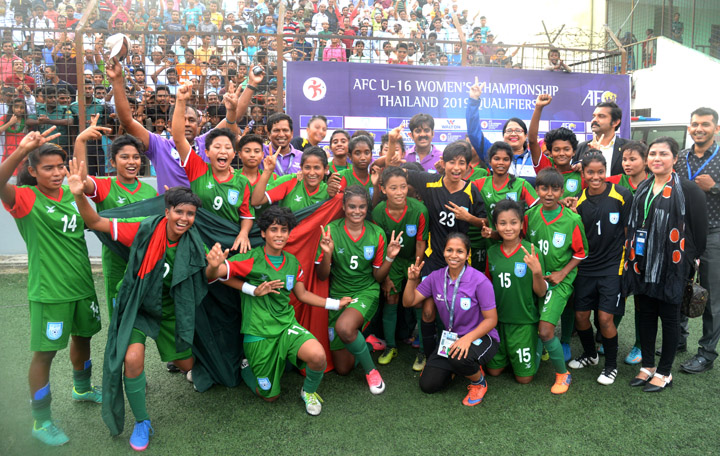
[466, 165, 489, 182]
[472, 176, 538, 228]
[316, 219, 386, 297]
[607, 174, 642, 195]
[524, 205, 588, 281]
[228, 246, 303, 338]
[486, 240, 544, 324]
[329, 160, 352, 174]
[338, 168, 373, 199]
[183, 150, 254, 223]
[266, 174, 330, 211]
[371, 197, 429, 263]
[535, 155, 583, 197]
[4, 185, 94, 302]
[161, 241, 178, 317]
[240, 168, 275, 217]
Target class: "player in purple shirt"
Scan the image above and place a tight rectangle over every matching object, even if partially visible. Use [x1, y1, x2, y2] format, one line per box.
[403, 233, 499, 407]
[106, 58, 263, 192]
[404, 113, 444, 173]
[262, 113, 303, 176]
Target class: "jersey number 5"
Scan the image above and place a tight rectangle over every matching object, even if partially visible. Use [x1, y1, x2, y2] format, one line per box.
[349, 255, 359, 270]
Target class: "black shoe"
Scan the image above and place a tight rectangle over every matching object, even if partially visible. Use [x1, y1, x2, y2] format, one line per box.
[643, 373, 673, 392]
[680, 355, 714, 374]
[629, 367, 655, 387]
[655, 343, 687, 357]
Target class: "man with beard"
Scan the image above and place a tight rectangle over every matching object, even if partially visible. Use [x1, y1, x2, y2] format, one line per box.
[574, 101, 627, 176]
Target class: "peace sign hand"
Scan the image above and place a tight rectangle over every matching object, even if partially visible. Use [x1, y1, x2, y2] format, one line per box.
[263, 143, 279, 173]
[386, 230, 403, 260]
[407, 256, 425, 281]
[520, 243, 542, 275]
[444, 201, 471, 222]
[319, 225, 334, 255]
[589, 133, 605, 150]
[77, 114, 112, 142]
[17, 127, 61, 153]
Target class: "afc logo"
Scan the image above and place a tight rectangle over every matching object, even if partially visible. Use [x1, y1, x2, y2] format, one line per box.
[582, 90, 618, 106]
[303, 77, 327, 101]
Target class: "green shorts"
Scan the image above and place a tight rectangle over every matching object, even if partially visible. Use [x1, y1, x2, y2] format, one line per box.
[487, 322, 539, 377]
[328, 290, 379, 351]
[539, 279, 575, 325]
[128, 318, 192, 362]
[29, 296, 102, 352]
[387, 258, 410, 297]
[102, 246, 128, 320]
[244, 323, 315, 398]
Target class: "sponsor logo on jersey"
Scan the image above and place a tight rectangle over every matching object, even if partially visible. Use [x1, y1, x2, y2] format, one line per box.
[436, 293, 444, 302]
[514, 262, 527, 277]
[486, 192, 492, 198]
[460, 297, 471, 310]
[206, 182, 214, 189]
[294, 194, 303, 202]
[45, 205, 56, 213]
[363, 245, 375, 260]
[530, 230, 537, 237]
[227, 189, 240, 205]
[553, 232, 566, 248]
[337, 248, 344, 254]
[46, 322, 63, 340]
[609, 212, 619, 224]
[259, 274, 268, 281]
[285, 275, 295, 290]
[116, 196, 127, 205]
[565, 179, 578, 193]
[506, 192, 517, 201]
[406, 224, 417, 237]
[257, 377, 272, 391]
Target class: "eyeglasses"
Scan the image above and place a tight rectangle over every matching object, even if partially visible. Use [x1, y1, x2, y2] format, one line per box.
[505, 128, 525, 135]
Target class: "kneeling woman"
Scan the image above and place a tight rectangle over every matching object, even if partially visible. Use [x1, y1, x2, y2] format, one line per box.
[403, 233, 499, 406]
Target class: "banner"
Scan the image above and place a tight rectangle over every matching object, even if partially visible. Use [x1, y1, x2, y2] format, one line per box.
[286, 62, 631, 152]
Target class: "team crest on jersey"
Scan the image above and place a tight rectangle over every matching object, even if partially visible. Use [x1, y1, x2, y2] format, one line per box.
[257, 377, 272, 391]
[406, 224, 417, 237]
[285, 275, 295, 290]
[609, 212, 620, 224]
[71, 201, 79, 212]
[460, 297, 471, 310]
[328, 327, 335, 341]
[514, 262, 527, 277]
[46, 322, 63, 340]
[552, 232, 566, 248]
[170, 148, 181, 161]
[363, 245, 375, 260]
[369, 187, 374, 198]
[506, 192, 518, 201]
[565, 179, 579, 193]
[227, 189, 240, 205]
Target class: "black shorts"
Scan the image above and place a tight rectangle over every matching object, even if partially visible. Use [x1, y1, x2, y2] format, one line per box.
[420, 335, 499, 394]
[574, 275, 625, 315]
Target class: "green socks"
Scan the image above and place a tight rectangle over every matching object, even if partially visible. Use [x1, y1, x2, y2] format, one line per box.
[124, 372, 149, 422]
[543, 337, 568, 374]
[382, 303, 398, 348]
[31, 383, 52, 424]
[303, 367, 324, 394]
[346, 331, 376, 374]
[73, 361, 92, 393]
[560, 304, 574, 345]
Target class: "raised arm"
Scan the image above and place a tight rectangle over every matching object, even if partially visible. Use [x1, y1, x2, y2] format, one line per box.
[171, 81, 195, 162]
[67, 157, 111, 232]
[106, 58, 150, 147]
[0, 129, 60, 207]
[372, 230, 402, 283]
[466, 79, 493, 162]
[250, 149, 278, 206]
[74, 114, 112, 194]
[529, 94, 552, 165]
[316, 225, 334, 281]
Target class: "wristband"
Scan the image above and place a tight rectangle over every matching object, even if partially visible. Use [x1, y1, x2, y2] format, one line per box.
[225, 117, 236, 125]
[325, 298, 340, 310]
[241, 282, 257, 296]
[246, 84, 258, 92]
[385, 255, 395, 263]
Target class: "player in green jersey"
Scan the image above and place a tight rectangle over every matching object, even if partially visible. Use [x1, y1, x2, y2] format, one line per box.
[211, 206, 352, 415]
[329, 135, 375, 199]
[74, 117, 158, 317]
[172, 81, 254, 253]
[251, 146, 339, 211]
[606, 140, 648, 364]
[485, 200, 547, 384]
[236, 134, 276, 218]
[372, 166, 429, 365]
[316, 185, 402, 394]
[524, 168, 589, 394]
[1, 129, 102, 447]
[67, 164, 229, 451]
[329, 129, 353, 174]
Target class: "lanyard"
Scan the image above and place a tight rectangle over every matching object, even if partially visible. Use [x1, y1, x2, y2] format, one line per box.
[510, 151, 531, 175]
[442, 265, 466, 331]
[687, 144, 719, 181]
[642, 176, 663, 227]
[276, 152, 296, 175]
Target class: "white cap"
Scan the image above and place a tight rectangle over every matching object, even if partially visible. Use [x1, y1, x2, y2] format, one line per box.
[106, 33, 130, 60]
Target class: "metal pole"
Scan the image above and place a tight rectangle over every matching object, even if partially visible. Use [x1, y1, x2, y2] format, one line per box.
[73, 0, 99, 149]
[276, 2, 286, 113]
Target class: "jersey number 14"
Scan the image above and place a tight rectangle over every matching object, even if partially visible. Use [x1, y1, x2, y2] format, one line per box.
[61, 214, 77, 232]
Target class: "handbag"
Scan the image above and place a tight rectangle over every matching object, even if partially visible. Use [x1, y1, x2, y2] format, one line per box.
[681, 264, 708, 318]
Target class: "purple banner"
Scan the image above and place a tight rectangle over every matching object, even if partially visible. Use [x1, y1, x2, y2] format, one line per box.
[286, 62, 631, 150]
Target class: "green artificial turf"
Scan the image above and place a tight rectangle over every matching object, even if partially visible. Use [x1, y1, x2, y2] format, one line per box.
[1, 273, 719, 455]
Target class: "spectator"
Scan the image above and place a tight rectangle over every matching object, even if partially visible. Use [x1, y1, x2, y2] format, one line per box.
[43, 65, 76, 100]
[389, 43, 410, 65]
[12, 12, 32, 54]
[30, 5, 53, 49]
[33, 86, 73, 151]
[5, 59, 35, 94]
[27, 47, 46, 86]
[70, 83, 108, 175]
[0, 97, 33, 170]
[0, 40, 23, 82]
[52, 41, 79, 87]
[545, 48, 572, 72]
[209, 0, 224, 28]
[283, 8, 300, 44]
[312, 3, 329, 33]
[323, 37, 347, 62]
[349, 41, 370, 63]
[671, 12, 684, 44]
[198, 10, 220, 44]
[44, 0, 59, 26]
[183, 0, 204, 28]
[642, 29, 656, 67]
[258, 14, 277, 34]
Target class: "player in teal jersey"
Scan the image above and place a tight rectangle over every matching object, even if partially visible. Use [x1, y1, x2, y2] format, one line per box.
[0, 129, 102, 447]
[172, 81, 253, 253]
[251, 146, 339, 212]
[524, 168, 588, 394]
[74, 118, 158, 317]
[329, 135, 375, 199]
[328, 129, 353, 174]
[67, 167, 229, 452]
[372, 166, 429, 365]
[485, 200, 547, 384]
[210, 206, 352, 415]
[237, 134, 276, 217]
[316, 186, 402, 394]
[607, 140, 648, 364]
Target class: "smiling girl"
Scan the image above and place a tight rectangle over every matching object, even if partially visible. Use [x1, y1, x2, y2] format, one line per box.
[328, 129, 352, 174]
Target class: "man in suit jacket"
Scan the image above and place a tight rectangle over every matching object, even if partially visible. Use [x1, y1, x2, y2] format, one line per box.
[575, 101, 627, 176]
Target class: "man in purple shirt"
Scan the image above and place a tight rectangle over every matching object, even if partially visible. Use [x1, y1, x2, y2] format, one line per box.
[405, 113, 443, 173]
[262, 113, 303, 176]
[106, 58, 262, 192]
